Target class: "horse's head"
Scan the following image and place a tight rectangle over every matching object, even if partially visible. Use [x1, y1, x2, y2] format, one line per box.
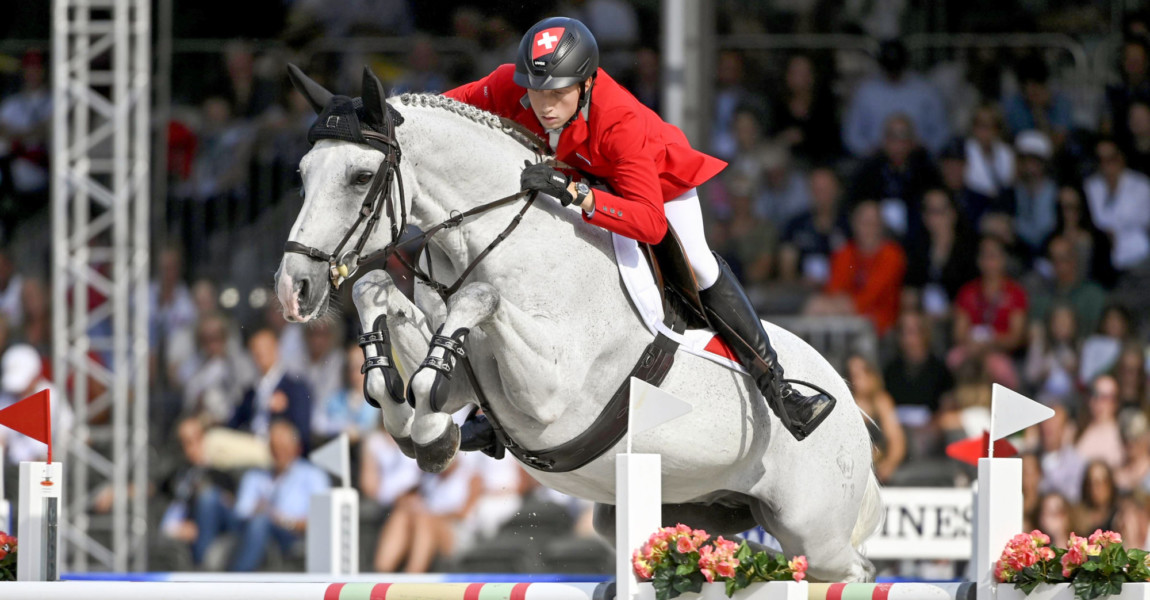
[275, 64, 404, 322]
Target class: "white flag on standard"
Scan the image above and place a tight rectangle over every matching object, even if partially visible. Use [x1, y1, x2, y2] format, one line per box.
[626, 378, 693, 454]
[309, 432, 351, 487]
[989, 383, 1054, 445]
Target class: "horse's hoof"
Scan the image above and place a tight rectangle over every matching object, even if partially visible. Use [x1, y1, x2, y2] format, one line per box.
[414, 424, 460, 473]
[393, 435, 417, 459]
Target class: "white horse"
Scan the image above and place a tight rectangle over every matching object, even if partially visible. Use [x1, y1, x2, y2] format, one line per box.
[274, 67, 881, 582]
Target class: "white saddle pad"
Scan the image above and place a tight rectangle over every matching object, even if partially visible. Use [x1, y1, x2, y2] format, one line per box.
[612, 234, 745, 374]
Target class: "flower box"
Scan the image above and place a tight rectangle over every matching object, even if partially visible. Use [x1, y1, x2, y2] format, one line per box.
[636, 581, 809, 600]
[997, 583, 1150, 600]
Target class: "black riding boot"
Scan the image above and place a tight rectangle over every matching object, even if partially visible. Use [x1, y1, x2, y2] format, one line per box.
[699, 254, 835, 441]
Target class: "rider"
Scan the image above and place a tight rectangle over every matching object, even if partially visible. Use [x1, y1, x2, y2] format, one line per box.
[444, 17, 835, 447]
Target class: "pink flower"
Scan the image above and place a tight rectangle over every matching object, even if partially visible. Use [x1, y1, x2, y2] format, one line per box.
[632, 549, 654, 581]
[716, 561, 737, 579]
[1038, 547, 1055, 561]
[996, 561, 1016, 583]
[789, 556, 808, 582]
[1088, 530, 1122, 547]
[1030, 530, 1051, 546]
[677, 535, 698, 554]
[713, 536, 739, 556]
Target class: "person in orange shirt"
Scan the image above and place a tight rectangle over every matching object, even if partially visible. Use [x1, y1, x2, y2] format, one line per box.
[806, 200, 907, 335]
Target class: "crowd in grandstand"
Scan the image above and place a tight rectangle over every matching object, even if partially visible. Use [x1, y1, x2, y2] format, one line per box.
[2, 0, 1150, 576]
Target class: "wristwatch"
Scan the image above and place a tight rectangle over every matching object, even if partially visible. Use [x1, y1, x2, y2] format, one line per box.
[574, 181, 591, 207]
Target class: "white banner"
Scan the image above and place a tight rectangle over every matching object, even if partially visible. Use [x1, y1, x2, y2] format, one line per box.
[866, 487, 974, 560]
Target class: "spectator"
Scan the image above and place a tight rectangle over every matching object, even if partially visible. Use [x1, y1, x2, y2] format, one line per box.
[1114, 492, 1150, 550]
[0, 344, 73, 464]
[1117, 426, 1150, 493]
[847, 354, 906, 484]
[229, 328, 313, 446]
[392, 35, 450, 94]
[361, 426, 422, 571]
[713, 174, 777, 286]
[180, 313, 255, 425]
[1023, 304, 1080, 399]
[1003, 55, 1074, 147]
[150, 245, 198, 382]
[755, 144, 810, 227]
[289, 320, 345, 422]
[1038, 404, 1086, 502]
[205, 420, 330, 571]
[214, 41, 277, 119]
[0, 50, 51, 221]
[768, 53, 841, 165]
[627, 47, 661, 112]
[849, 114, 941, 242]
[16, 277, 49, 356]
[1012, 130, 1059, 252]
[778, 167, 849, 287]
[883, 309, 954, 415]
[711, 50, 760, 161]
[376, 454, 483, 573]
[948, 236, 1029, 388]
[1033, 492, 1073, 548]
[1080, 305, 1134, 385]
[1074, 460, 1119, 533]
[0, 247, 23, 329]
[937, 137, 997, 231]
[1115, 342, 1149, 412]
[160, 416, 237, 566]
[1084, 138, 1150, 273]
[1125, 101, 1150, 176]
[844, 39, 950, 156]
[963, 104, 1015, 201]
[904, 189, 979, 316]
[1023, 453, 1043, 526]
[721, 108, 772, 199]
[314, 343, 379, 442]
[1029, 236, 1108, 337]
[1104, 37, 1150, 147]
[1047, 185, 1117, 289]
[807, 200, 907, 335]
[1076, 376, 1126, 470]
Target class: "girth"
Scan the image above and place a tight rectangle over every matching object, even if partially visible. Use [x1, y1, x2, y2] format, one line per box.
[463, 310, 685, 474]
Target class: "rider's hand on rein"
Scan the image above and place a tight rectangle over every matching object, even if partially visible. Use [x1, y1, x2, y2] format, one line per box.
[521, 160, 575, 206]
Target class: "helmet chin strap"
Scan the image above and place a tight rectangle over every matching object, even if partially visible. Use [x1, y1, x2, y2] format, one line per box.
[562, 75, 595, 129]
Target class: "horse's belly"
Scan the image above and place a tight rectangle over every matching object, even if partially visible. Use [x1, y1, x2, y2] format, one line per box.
[522, 362, 771, 505]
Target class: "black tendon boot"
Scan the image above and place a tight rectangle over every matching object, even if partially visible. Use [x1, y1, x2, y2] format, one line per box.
[698, 254, 835, 441]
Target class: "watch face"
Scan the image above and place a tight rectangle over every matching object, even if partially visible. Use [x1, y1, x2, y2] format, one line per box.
[577, 182, 590, 194]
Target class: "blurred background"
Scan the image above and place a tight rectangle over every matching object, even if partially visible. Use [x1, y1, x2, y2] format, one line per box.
[1, 0, 1149, 581]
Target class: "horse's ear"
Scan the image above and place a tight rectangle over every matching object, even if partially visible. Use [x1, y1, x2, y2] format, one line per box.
[287, 63, 332, 114]
[361, 66, 388, 129]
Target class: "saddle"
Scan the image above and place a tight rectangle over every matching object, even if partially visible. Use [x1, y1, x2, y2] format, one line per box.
[641, 226, 709, 332]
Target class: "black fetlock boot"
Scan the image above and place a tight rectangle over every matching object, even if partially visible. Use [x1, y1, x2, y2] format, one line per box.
[698, 254, 836, 441]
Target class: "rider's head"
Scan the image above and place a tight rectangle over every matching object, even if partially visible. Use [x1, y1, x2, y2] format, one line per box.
[514, 17, 599, 130]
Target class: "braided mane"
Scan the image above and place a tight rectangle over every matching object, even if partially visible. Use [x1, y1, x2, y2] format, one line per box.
[396, 93, 548, 155]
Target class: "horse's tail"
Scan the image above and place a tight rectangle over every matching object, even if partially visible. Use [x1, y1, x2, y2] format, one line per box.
[850, 469, 883, 549]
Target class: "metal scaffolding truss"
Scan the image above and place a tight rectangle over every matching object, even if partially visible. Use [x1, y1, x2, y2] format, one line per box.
[51, 0, 150, 572]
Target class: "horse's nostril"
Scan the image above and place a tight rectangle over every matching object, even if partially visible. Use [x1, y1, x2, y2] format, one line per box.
[298, 279, 309, 302]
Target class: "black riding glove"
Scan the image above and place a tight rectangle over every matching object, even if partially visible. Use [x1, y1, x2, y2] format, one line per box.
[521, 160, 574, 206]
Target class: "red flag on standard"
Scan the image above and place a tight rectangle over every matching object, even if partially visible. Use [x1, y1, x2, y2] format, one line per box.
[945, 430, 1018, 466]
[0, 388, 51, 445]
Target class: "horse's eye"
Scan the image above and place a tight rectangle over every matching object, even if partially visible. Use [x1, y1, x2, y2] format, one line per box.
[354, 171, 374, 185]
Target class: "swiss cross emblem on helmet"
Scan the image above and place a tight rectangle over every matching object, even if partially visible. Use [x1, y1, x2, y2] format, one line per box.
[532, 27, 565, 60]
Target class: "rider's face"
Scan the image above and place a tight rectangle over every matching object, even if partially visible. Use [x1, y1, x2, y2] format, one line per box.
[527, 81, 585, 130]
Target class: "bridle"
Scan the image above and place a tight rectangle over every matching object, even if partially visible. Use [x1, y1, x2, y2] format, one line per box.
[283, 104, 553, 298]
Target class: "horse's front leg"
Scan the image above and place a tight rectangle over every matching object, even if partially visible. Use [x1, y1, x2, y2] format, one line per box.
[408, 281, 565, 473]
[351, 270, 436, 458]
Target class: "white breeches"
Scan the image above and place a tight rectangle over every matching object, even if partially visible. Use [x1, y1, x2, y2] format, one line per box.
[664, 188, 720, 290]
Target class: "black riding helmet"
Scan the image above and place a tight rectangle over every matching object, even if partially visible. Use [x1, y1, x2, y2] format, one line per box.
[514, 17, 599, 91]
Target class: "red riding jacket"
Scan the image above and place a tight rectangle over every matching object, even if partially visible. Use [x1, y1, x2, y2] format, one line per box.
[444, 65, 727, 244]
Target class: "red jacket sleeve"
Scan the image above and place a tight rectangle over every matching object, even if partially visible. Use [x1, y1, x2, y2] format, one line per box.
[584, 109, 668, 245]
